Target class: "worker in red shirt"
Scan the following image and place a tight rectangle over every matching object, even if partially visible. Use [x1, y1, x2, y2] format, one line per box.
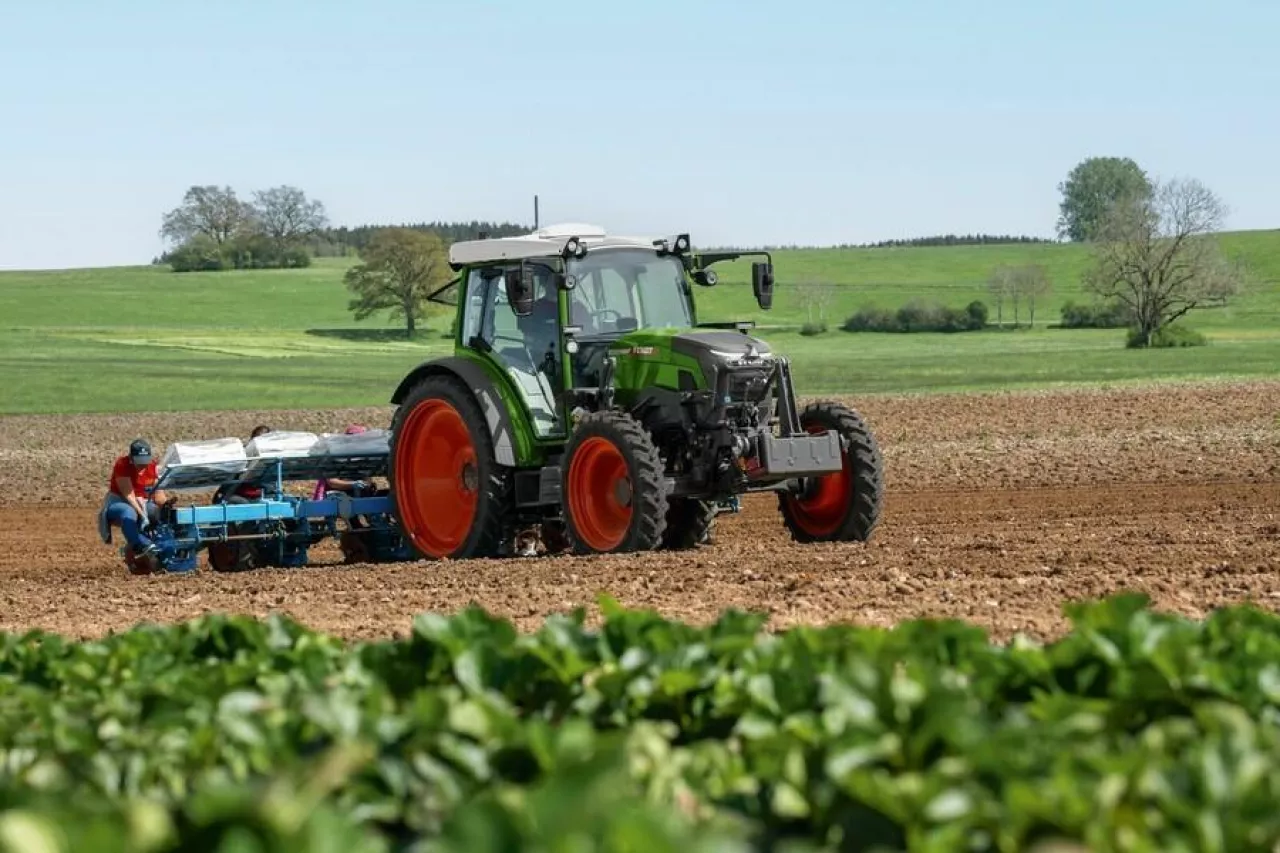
[97, 438, 169, 558]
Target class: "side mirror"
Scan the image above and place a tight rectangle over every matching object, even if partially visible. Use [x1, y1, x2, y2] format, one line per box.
[751, 262, 774, 310]
[506, 264, 534, 317]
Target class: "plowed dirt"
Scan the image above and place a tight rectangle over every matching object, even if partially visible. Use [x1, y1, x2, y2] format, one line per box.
[1, 380, 1277, 641]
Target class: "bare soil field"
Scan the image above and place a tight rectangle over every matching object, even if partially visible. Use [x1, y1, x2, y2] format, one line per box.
[1, 379, 1276, 641]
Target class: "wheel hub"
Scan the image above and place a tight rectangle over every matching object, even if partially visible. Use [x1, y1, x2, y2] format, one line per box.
[460, 460, 479, 493]
[612, 477, 632, 507]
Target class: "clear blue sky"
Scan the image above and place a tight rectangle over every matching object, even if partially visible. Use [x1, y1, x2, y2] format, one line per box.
[1, 0, 1276, 270]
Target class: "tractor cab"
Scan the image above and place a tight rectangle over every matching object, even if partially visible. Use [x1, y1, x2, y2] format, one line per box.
[560, 246, 697, 394]
[430, 223, 773, 441]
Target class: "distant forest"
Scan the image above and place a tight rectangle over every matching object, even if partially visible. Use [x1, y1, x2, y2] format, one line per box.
[707, 234, 1057, 251]
[308, 221, 532, 256]
[154, 183, 1064, 273]
[853, 233, 1056, 248]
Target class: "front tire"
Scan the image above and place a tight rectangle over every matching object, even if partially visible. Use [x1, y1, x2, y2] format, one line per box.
[562, 411, 669, 554]
[778, 402, 883, 542]
[389, 375, 510, 560]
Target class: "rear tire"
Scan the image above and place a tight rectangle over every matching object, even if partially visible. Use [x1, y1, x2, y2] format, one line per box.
[661, 498, 716, 550]
[562, 411, 669, 554]
[390, 374, 510, 560]
[778, 402, 883, 543]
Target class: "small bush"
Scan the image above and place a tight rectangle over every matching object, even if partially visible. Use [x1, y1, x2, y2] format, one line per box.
[165, 236, 229, 272]
[1127, 323, 1208, 349]
[164, 235, 313, 272]
[965, 300, 989, 328]
[841, 306, 896, 332]
[799, 321, 828, 336]
[1059, 299, 1132, 328]
[842, 299, 987, 333]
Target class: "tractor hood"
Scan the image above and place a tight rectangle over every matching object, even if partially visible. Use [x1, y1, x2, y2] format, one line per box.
[669, 330, 773, 364]
[610, 328, 774, 364]
[607, 328, 775, 392]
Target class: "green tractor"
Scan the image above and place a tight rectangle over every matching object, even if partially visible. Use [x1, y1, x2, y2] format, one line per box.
[387, 223, 883, 558]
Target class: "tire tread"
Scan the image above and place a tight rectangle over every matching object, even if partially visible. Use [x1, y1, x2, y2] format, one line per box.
[562, 410, 669, 554]
[779, 401, 884, 543]
[389, 373, 511, 560]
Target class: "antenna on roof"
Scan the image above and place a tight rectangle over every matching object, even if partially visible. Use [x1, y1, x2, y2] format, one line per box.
[533, 194, 540, 230]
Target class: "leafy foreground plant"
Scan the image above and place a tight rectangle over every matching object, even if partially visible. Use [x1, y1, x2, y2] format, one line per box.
[2, 592, 1280, 852]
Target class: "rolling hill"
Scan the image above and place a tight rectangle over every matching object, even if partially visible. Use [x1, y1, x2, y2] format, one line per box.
[1, 229, 1276, 414]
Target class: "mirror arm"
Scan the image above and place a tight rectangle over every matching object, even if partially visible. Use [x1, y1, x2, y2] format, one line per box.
[694, 250, 774, 269]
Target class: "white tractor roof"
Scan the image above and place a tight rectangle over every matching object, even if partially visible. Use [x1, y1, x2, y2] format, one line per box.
[448, 223, 667, 267]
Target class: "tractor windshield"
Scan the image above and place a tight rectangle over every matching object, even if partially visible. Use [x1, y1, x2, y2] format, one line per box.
[566, 249, 693, 335]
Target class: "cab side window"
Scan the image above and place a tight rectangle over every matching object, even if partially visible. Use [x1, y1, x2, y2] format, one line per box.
[460, 269, 490, 346]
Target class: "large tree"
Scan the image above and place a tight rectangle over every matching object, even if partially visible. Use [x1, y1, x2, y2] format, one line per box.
[344, 229, 451, 337]
[1056, 156, 1152, 242]
[159, 185, 253, 246]
[1083, 177, 1245, 347]
[251, 186, 328, 257]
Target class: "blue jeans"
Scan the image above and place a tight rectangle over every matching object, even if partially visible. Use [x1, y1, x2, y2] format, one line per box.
[104, 496, 156, 550]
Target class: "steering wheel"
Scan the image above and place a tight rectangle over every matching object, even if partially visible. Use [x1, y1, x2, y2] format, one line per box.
[591, 308, 625, 331]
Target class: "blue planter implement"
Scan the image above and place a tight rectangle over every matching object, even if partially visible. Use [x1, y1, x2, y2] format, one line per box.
[127, 450, 413, 574]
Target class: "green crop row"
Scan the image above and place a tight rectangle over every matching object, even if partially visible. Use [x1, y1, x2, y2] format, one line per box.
[2, 593, 1280, 852]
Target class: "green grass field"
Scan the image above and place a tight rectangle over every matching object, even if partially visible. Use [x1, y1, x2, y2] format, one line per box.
[2, 231, 1277, 414]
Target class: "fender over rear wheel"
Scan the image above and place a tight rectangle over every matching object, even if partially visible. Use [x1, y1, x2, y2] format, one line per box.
[562, 411, 669, 554]
[390, 374, 510, 560]
[778, 401, 883, 543]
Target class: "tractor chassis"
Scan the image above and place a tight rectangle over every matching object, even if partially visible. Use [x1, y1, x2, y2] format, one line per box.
[509, 354, 843, 512]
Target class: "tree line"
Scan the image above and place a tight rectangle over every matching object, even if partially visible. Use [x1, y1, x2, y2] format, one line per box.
[309, 221, 530, 257]
[704, 234, 1051, 252]
[156, 184, 529, 273]
[825, 157, 1251, 348]
[157, 157, 1252, 348]
[159, 185, 328, 271]
[854, 233, 1054, 248]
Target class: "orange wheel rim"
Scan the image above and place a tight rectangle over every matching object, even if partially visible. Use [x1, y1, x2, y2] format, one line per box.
[785, 424, 851, 538]
[394, 399, 479, 557]
[567, 436, 632, 551]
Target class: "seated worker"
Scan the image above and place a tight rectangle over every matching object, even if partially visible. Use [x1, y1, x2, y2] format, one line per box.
[212, 424, 272, 504]
[98, 439, 170, 558]
[517, 269, 561, 376]
[312, 424, 381, 499]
